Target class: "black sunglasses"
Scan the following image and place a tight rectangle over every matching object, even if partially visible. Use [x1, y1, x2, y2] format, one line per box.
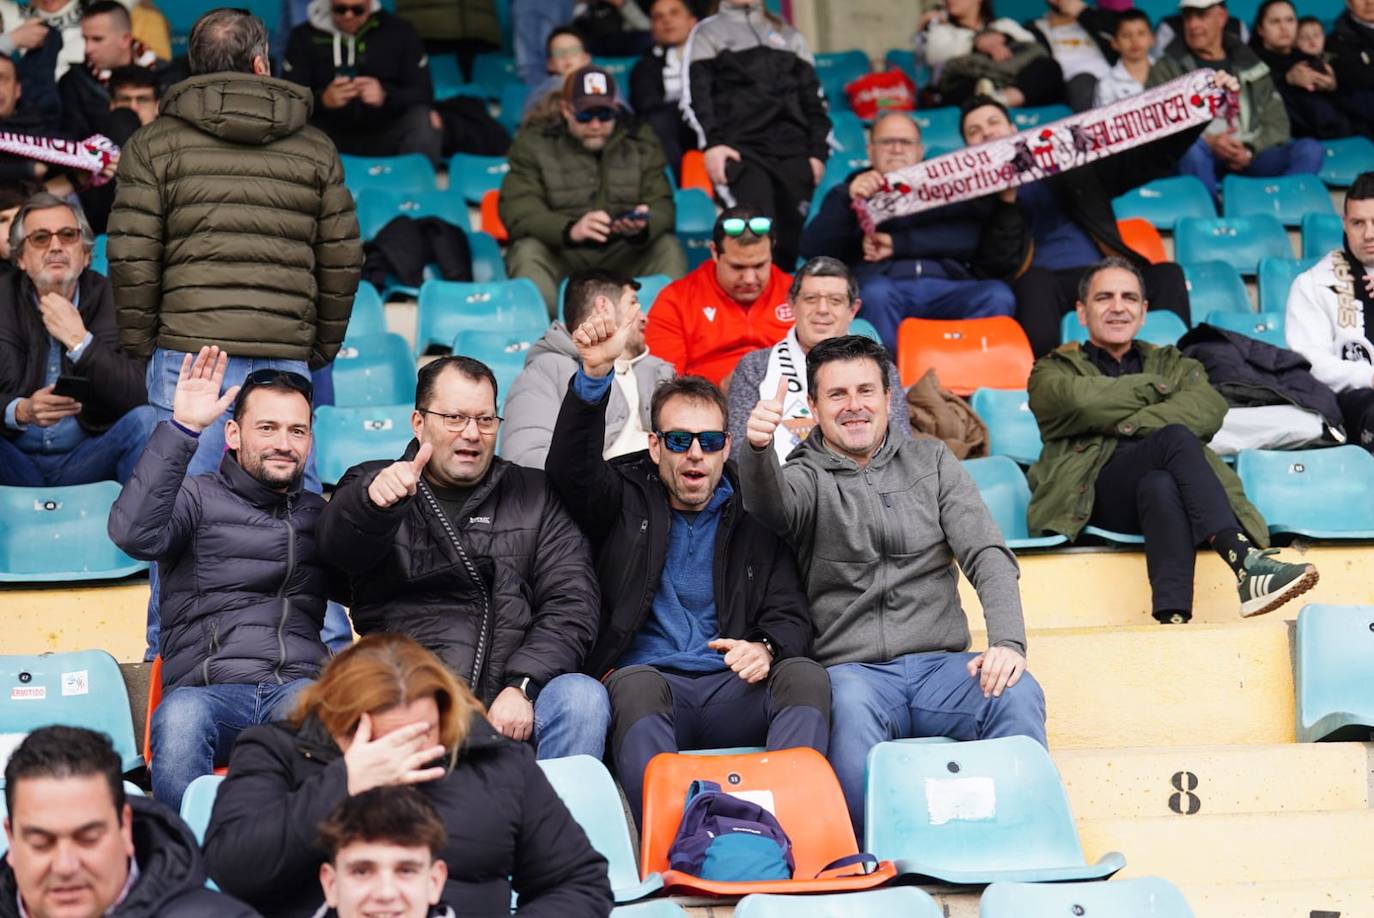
[332, 3, 367, 15]
[574, 107, 616, 123]
[655, 430, 728, 453]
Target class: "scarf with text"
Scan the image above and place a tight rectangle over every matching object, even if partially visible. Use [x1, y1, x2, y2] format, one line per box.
[0, 133, 118, 187]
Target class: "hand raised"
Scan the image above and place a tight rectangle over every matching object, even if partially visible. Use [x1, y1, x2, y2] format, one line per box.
[367, 442, 433, 509]
[746, 377, 789, 449]
[171, 346, 239, 433]
[343, 712, 447, 796]
[572, 300, 637, 378]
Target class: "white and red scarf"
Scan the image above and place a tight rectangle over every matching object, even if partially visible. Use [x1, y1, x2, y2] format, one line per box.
[0, 132, 118, 186]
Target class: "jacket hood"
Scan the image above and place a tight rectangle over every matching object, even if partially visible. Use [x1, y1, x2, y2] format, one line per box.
[307, 0, 382, 34]
[218, 451, 307, 510]
[526, 323, 578, 365]
[792, 423, 904, 472]
[161, 73, 314, 145]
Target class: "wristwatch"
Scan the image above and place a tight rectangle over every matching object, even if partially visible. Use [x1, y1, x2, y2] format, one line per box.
[759, 636, 778, 660]
[508, 675, 541, 702]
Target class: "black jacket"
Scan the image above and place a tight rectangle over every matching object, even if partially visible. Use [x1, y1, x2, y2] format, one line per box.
[0, 269, 146, 439]
[317, 444, 600, 703]
[1327, 11, 1374, 128]
[545, 384, 815, 678]
[362, 215, 473, 290]
[57, 62, 171, 141]
[1250, 43, 1350, 140]
[108, 422, 333, 690]
[203, 713, 614, 918]
[0, 795, 259, 918]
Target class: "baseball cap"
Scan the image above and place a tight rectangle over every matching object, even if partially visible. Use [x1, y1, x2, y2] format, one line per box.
[565, 65, 618, 114]
[1178, 0, 1224, 10]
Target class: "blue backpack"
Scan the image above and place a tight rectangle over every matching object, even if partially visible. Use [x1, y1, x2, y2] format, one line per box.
[667, 780, 795, 881]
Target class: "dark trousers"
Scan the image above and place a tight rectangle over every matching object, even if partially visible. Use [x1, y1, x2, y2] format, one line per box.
[722, 153, 816, 271]
[328, 105, 443, 165]
[607, 659, 830, 827]
[1338, 387, 1374, 452]
[1015, 262, 1191, 357]
[1088, 424, 1240, 613]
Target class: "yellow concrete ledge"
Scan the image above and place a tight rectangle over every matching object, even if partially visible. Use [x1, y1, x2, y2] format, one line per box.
[0, 580, 149, 662]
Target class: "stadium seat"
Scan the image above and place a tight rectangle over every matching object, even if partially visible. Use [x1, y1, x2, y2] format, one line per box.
[864, 736, 1125, 883]
[428, 53, 469, 100]
[970, 388, 1042, 465]
[0, 482, 147, 582]
[735, 888, 943, 918]
[1113, 175, 1216, 231]
[452, 328, 541, 410]
[1235, 446, 1374, 539]
[1319, 136, 1374, 187]
[355, 189, 470, 242]
[830, 111, 868, 157]
[1296, 604, 1374, 742]
[470, 230, 508, 283]
[640, 748, 898, 895]
[0, 650, 143, 774]
[90, 233, 107, 274]
[345, 282, 387, 339]
[1301, 212, 1344, 259]
[1201, 309, 1286, 348]
[592, 55, 638, 83]
[416, 278, 546, 356]
[1257, 256, 1319, 315]
[497, 81, 528, 136]
[537, 755, 663, 903]
[480, 189, 509, 243]
[1222, 174, 1335, 227]
[314, 404, 415, 485]
[635, 274, 672, 311]
[813, 49, 871, 106]
[979, 877, 1196, 917]
[962, 456, 1066, 549]
[679, 150, 712, 195]
[141, 654, 161, 766]
[339, 153, 436, 197]
[850, 317, 882, 343]
[1059, 310, 1187, 347]
[912, 107, 962, 157]
[883, 47, 929, 88]
[448, 153, 511, 204]
[471, 52, 519, 99]
[1010, 104, 1071, 129]
[1181, 260, 1251, 321]
[674, 187, 717, 269]
[896, 316, 1034, 395]
[179, 774, 224, 844]
[331, 333, 416, 407]
[1117, 217, 1167, 264]
[810, 155, 870, 220]
[1174, 215, 1290, 275]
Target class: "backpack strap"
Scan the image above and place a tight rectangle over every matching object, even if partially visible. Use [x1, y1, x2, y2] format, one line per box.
[814, 853, 879, 878]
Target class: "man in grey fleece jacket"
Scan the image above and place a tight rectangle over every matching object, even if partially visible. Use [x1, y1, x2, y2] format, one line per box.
[738, 334, 1047, 833]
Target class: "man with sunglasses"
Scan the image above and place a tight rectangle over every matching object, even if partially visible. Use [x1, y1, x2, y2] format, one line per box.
[500, 64, 685, 314]
[110, 346, 337, 808]
[546, 302, 828, 829]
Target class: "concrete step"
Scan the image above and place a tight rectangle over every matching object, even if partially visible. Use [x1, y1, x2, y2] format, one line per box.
[0, 580, 147, 663]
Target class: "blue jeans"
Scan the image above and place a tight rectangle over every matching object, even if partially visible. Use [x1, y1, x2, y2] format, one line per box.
[0, 405, 155, 486]
[858, 274, 1017, 353]
[512, 0, 575, 87]
[532, 673, 611, 759]
[1175, 135, 1325, 202]
[150, 678, 311, 808]
[827, 651, 1047, 837]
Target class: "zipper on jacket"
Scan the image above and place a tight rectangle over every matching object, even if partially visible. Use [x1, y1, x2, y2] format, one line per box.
[863, 468, 890, 660]
[417, 480, 494, 690]
[272, 500, 297, 686]
[201, 620, 220, 687]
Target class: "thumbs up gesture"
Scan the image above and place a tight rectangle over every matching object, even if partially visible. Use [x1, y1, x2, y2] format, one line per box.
[367, 442, 434, 509]
[572, 299, 638, 378]
[746, 378, 789, 450]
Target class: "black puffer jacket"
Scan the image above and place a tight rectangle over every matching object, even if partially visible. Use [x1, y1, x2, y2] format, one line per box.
[316, 445, 599, 703]
[203, 713, 614, 918]
[108, 422, 332, 690]
[546, 384, 815, 678]
[0, 795, 260, 917]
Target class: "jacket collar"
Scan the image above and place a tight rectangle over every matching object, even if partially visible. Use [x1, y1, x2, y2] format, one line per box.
[218, 452, 302, 511]
[794, 422, 900, 472]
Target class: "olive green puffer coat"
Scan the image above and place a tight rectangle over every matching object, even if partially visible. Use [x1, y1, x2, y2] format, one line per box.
[108, 73, 362, 370]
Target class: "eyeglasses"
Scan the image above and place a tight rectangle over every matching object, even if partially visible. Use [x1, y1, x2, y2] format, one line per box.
[420, 409, 502, 434]
[574, 107, 616, 123]
[332, 3, 368, 15]
[720, 216, 772, 238]
[873, 137, 920, 150]
[797, 293, 852, 309]
[655, 430, 728, 453]
[24, 227, 82, 249]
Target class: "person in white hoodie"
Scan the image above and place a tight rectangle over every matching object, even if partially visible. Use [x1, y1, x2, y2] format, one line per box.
[1286, 171, 1374, 452]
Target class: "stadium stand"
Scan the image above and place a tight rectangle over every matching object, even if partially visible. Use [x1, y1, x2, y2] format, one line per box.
[1113, 176, 1217, 231]
[735, 888, 943, 917]
[331, 333, 417, 407]
[1221, 174, 1336, 227]
[1174, 216, 1292, 275]
[414, 278, 545, 357]
[1236, 447, 1374, 539]
[1296, 604, 1374, 743]
[896, 316, 1035, 393]
[0, 483, 147, 582]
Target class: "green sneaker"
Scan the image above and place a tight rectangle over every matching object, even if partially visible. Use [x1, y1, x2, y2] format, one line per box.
[1237, 549, 1319, 618]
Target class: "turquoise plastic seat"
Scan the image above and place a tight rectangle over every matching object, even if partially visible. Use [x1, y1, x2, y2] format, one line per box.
[809, 154, 871, 222]
[591, 55, 638, 82]
[865, 736, 1125, 884]
[882, 47, 929, 89]
[1221, 174, 1335, 226]
[962, 457, 1066, 549]
[1201, 309, 1286, 348]
[0, 482, 147, 582]
[970, 388, 1041, 465]
[813, 49, 871, 105]
[179, 773, 224, 844]
[912, 107, 962, 156]
[452, 328, 543, 411]
[537, 756, 663, 903]
[850, 317, 882, 344]
[1059, 310, 1188, 347]
[1235, 446, 1374, 539]
[449, 153, 511, 204]
[0, 650, 143, 774]
[1113, 176, 1216, 231]
[1319, 136, 1374, 187]
[1181, 260, 1250, 322]
[980, 877, 1196, 917]
[635, 274, 672, 311]
[736, 888, 943, 917]
[1174, 215, 1290, 275]
[498, 81, 529, 135]
[1010, 104, 1071, 129]
[416, 278, 546, 356]
[674, 188, 717, 269]
[344, 282, 387, 339]
[1302, 212, 1344, 259]
[314, 404, 415, 485]
[610, 904, 688, 918]
[355, 189, 469, 242]
[1257, 256, 1319, 315]
[331, 333, 415, 407]
[470, 230, 508, 283]
[471, 52, 519, 99]
[429, 53, 466, 100]
[90, 233, 107, 275]
[830, 111, 867, 157]
[1296, 604, 1374, 742]
[339, 153, 436, 198]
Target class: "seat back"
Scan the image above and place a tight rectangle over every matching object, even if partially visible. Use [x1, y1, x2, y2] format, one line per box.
[830, 111, 868, 157]
[91, 234, 108, 275]
[896, 316, 1033, 394]
[1112, 176, 1215, 231]
[416, 278, 546, 356]
[1175, 215, 1291, 275]
[1296, 604, 1374, 742]
[970, 388, 1041, 465]
[538, 756, 645, 897]
[497, 82, 528, 135]
[979, 877, 1196, 917]
[849, 318, 882, 344]
[142, 654, 162, 766]
[640, 748, 861, 881]
[679, 151, 712, 195]
[314, 404, 417, 486]
[911, 107, 961, 157]
[736, 888, 943, 918]
[1059, 310, 1187, 347]
[452, 328, 544, 411]
[1235, 446, 1374, 538]
[0, 650, 142, 774]
[865, 736, 1087, 875]
[591, 55, 639, 82]
[428, 52, 467, 100]
[469, 231, 508, 283]
[883, 47, 929, 88]
[480, 189, 509, 243]
[813, 49, 871, 105]
[674, 188, 717, 268]
[339, 153, 436, 198]
[355, 189, 469, 242]
[179, 774, 225, 844]
[345, 282, 387, 339]
[449, 153, 511, 204]
[1257, 256, 1319, 315]
[1116, 218, 1167, 264]
[1301, 212, 1344, 260]
[1010, 104, 1071, 129]
[1201, 309, 1286, 348]
[961, 456, 1034, 541]
[1221, 174, 1335, 226]
[635, 275, 672, 311]
[0, 482, 147, 582]
[471, 52, 519, 98]
[1319, 136, 1374, 187]
[1181, 260, 1250, 321]
[331, 333, 416, 407]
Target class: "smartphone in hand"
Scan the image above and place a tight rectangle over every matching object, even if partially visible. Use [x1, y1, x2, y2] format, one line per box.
[52, 374, 91, 402]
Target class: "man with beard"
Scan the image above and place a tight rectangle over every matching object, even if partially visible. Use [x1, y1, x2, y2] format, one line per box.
[109, 346, 336, 808]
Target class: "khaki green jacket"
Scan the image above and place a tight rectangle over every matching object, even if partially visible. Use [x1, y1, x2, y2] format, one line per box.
[396, 0, 501, 45]
[1026, 341, 1268, 546]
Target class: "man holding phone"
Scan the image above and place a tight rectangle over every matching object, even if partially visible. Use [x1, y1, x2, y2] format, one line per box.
[501, 64, 686, 315]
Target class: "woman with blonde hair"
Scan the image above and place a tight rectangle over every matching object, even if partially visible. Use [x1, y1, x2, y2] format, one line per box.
[202, 634, 613, 918]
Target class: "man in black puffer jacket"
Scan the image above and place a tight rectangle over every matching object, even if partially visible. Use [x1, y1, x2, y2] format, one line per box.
[317, 356, 604, 760]
[109, 347, 336, 809]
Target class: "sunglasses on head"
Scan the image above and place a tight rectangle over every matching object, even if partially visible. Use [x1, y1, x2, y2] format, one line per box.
[574, 107, 617, 123]
[656, 430, 728, 453]
[332, 3, 367, 15]
[720, 216, 772, 238]
[235, 368, 314, 411]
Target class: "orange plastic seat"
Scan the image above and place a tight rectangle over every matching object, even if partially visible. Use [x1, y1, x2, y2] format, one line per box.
[1116, 217, 1167, 265]
[639, 748, 898, 896]
[896, 316, 1034, 395]
[480, 189, 508, 243]
[679, 150, 713, 195]
[143, 654, 227, 777]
